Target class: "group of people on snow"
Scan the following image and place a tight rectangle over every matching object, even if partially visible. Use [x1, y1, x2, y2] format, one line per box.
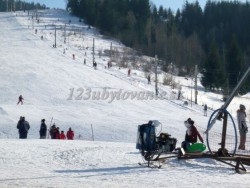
[48, 123, 74, 140]
[182, 103, 248, 151]
[17, 118, 74, 140]
[16, 95, 248, 151]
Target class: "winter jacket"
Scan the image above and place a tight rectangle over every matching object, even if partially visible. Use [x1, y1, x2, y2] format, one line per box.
[67, 130, 74, 140]
[60, 133, 66, 140]
[19, 95, 23, 101]
[55, 130, 60, 139]
[237, 109, 248, 134]
[204, 105, 207, 111]
[185, 125, 203, 143]
[50, 126, 57, 139]
[17, 120, 30, 138]
[39, 123, 47, 137]
[17, 120, 30, 133]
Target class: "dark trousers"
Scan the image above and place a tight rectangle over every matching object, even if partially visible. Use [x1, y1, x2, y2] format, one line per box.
[19, 132, 28, 139]
[181, 141, 191, 151]
[238, 132, 246, 150]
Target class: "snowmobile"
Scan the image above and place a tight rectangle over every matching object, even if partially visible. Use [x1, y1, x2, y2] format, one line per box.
[136, 120, 177, 167]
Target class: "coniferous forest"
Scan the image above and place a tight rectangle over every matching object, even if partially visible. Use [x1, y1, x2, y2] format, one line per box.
[66, 0, 250, 95]
[0, 0, 47, 12]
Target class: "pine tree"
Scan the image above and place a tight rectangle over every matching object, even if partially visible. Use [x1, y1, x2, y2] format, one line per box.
[226, 35, 243, 93]
[201, 40, 225, 91]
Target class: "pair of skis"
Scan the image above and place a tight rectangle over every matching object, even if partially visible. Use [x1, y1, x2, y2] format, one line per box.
[47, 117, 53, 139]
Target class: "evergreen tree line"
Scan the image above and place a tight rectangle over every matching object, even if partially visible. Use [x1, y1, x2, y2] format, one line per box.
[0, 0, 47, 12]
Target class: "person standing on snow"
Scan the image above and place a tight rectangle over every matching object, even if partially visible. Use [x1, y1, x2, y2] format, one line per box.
[93, 62, 97, 69]
[17, 95, 24, 105]
[204, 104, 208, 116]
[147, 74, 151, 84]
[60, 131, 66, 140]
[237, 104, 248, 150]
[55, 127, 60, 139]
[50, 124, 57, 139]
[181, 118, 204, 151]
[66, 128, 74, 140]
[128, 68, 131, 76]
[39, 119, 47, 139]
[17, 116, 30, 139]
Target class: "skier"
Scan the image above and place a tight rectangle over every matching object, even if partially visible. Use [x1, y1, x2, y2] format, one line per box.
[93, 62, 97, 69]
[237, 104, 248, 150]
[147, 74, 151, 84]
[39, 119, 47, 139]
[204, 104, 208, 116]
[17, 95, 24, 105]
[66, 128, 74, 140]
[17, 116, 30, 139]
[181, 118, 203, 151]
[128, 68, 131, 76]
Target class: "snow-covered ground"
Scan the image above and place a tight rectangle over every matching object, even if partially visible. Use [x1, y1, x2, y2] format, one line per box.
[0, 9, 250, 187]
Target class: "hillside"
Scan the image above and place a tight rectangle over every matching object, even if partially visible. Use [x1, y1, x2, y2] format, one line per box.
[0, 9, 250, 188]
[0, 9, 206, 142]
[1, 9, 250, 141]
[0, 8, 249, 143]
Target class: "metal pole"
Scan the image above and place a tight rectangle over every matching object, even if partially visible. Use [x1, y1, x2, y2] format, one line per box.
[221, 113, 228, 150]
[93, 38, 95, 66]
[195, 65, 198, 104]
[190, 77, 192, 107]
[91, 124, 94, 141]
[110, 42, 112, 61]
[36, 4, 38, 20]
[206, 65, 250, 133]
[54, 26, 56, 48]
[64, 23, 66, 43]
[6, 0, 8, 12]
[13, 0, 15, 12]
[68, 33, 69, 49]
[170, 63, 173, 89]
[155, 55, 158, 96]
[32, 15, 34, 29]
[222, 66, 250, 110]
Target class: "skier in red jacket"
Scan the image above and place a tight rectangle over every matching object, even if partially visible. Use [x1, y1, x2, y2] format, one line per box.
[66, 128, 74, 140]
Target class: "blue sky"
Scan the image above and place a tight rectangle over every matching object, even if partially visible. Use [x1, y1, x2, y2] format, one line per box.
[25, 0, 247, 12]
[25, 0, 204, 11]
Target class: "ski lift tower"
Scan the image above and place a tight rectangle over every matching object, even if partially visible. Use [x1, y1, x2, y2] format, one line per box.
[205, 65, 250, 156]
[177, 66, 250, 173]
